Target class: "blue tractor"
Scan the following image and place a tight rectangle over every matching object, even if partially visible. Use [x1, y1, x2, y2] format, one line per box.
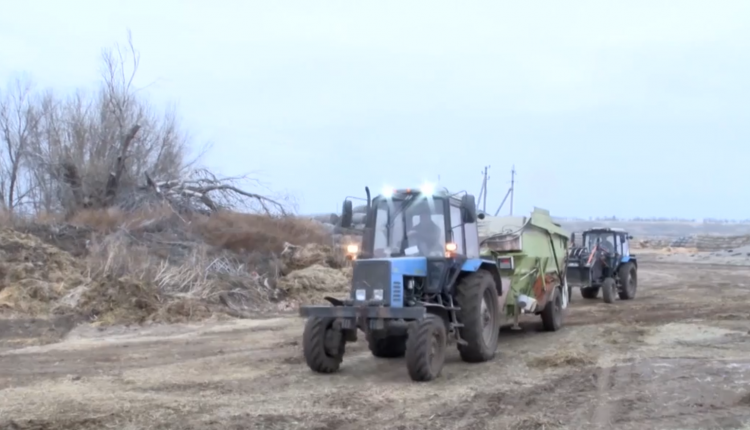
[566, 227, 638, 304]
[299, 185, 502, 382]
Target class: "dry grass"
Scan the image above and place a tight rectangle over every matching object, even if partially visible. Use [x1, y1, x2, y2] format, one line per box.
[67, 205, 178, 232]
[195, 210, 331, 254]
[526, 349, 597, 369]
[0, 205, 344, 324]
[0, 228, 86, 316]
[276, 264, 351, 303]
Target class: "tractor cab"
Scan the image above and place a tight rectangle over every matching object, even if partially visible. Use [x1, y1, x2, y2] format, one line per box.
[578, 227, 633, 266]
[343, 186, 483, 260]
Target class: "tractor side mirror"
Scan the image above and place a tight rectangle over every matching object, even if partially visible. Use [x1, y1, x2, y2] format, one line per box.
[460, 194, 477, 223]
[628, 235, 633, 240]
[340, 199, 353, 228]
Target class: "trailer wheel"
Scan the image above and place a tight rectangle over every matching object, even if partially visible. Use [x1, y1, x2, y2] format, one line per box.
[405, 314, 446, 382]
[581, 287, 600, 299]
[455, 270, 500, 363]
[601, 277, 616, 304]
[302, 317, 345, 374]
[366, 331, 407, 358]
[541, 286, 564, 331]
[618, 263, 637, 300]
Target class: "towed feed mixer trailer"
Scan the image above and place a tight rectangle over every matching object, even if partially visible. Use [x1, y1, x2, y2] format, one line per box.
[478, 208, 571, 331]
[298, 185, 570, 382]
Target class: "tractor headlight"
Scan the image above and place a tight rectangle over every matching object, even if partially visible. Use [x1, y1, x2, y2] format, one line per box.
[373, 289, 384, 301]
[420, 182, 435, 196]
[346, 244, 359, 254]
[355, 289, 366, 301]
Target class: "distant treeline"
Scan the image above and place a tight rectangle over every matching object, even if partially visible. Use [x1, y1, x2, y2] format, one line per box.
[554, 216, 750, 224]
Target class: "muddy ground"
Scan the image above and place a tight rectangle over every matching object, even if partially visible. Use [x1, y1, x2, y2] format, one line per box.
[1, 253, 749, 430]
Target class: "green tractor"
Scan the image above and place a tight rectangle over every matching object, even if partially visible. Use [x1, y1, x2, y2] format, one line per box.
[299, 185, 504, 382]
[566, 227, 638, 303]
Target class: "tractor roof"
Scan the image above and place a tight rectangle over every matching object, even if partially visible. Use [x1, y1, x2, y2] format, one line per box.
[585, 227, 628, 233]
[379, 188, 452, 199]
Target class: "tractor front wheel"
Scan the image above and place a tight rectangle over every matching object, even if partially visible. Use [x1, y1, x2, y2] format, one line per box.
[455, 270, 500, 363]
[601, 277, 616, 304]
[618, 263, 637, 300]
[405, 314, 447, 382]
[367, 331, 407, 358]
[302, 317, 346, 374]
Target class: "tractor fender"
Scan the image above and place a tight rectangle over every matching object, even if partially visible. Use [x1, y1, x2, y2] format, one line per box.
[459, 258, 502, 297]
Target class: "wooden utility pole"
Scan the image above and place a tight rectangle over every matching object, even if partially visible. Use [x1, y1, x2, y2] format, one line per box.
[482, 165, 490, 213]
[509, 165, 516, 216]
[476, 165, 490, 212]
[493, 165, 517, 217]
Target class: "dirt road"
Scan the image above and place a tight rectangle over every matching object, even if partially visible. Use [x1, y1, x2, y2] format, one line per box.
[2, 256, 750, 430]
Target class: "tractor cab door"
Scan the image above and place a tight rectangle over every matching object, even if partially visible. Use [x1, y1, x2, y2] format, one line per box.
[612, 233, 623, 264]
[620, 233, 631, 261]
[449, 204, 466, 256]
[448, 203, 480, 258]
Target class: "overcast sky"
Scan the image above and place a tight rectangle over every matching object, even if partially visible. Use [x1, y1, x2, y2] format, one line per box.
[1, 1, 748, 218]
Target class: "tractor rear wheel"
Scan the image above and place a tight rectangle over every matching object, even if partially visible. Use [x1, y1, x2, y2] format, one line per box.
[455, 270, 500, 363]
[541, 286, 564, 331]
[618, 263, 637, 300]
[581, 287, 600, 299]
[405, 314, 446, 382]
[366, 331, 407, 358]
[302, 317, 345, 374]
[601, 277, 616, 304]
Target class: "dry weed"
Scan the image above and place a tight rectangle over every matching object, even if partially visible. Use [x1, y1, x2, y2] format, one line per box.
[527, 349, 597, 369]
[196, 211, 330, 254]
[276, 264, 351, 302]
[76, 276, 161, 325]
[0, 228, 85, 315]
[281, 242, 344, 273]
[0, 205, 340, 324]
[68, 204, 178, 232]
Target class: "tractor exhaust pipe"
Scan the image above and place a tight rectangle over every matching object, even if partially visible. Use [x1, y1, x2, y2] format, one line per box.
[365, 186, 371, 208]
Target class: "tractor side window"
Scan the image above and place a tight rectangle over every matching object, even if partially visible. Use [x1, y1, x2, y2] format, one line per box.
[464, 221, 479, 258]
[622, 235, 630, 256]
[373, 207, 388, 254]
[449, 205, 465, 255]
[613, 234, 621, 255]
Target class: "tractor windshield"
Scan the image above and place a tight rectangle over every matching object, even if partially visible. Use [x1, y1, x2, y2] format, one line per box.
[585, 231, 616, 254]
[372, 196, 447, 258]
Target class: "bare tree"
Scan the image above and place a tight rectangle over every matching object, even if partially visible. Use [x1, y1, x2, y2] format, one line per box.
[1, 31, 293, 219]
[19, 32, 188, 216]
[0, 76, 40, 213]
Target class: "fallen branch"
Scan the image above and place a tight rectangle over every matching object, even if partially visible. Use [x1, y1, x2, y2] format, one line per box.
[141, 172, 288, 216]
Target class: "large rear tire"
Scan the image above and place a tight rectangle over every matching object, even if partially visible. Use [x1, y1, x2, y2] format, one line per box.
[405, 314, 446, 382]
[366, 331, 407, 358]
[618, 263, 637, 300]
[601, 277, 616, 304]
[302, 317, 345, 374]
[541, 286, 564, 331]
[455, 270, 500, 363]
